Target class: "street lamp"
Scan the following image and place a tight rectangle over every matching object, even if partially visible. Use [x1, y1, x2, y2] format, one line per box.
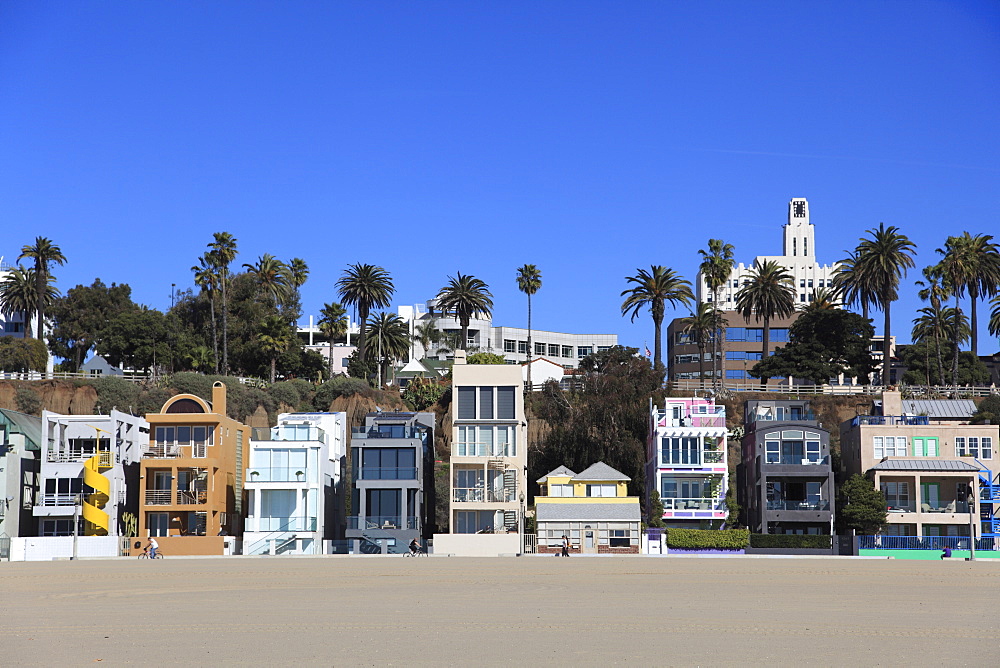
[968, 487, 977, 562]
[518, 490, 526, 556]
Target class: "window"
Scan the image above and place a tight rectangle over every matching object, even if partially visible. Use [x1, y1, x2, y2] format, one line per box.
[497, 386, 515, 419]
[517, 341, 528, 355]
[41, 518, 78, 536]
[562, 346, 573, 358]
[770, 329, 790, 343]
[547, 344, 559, 357]
[726, 351, 761, 361]
[912, 437, 939, 457]
[660, 437, 701, 465]
[873, 436, 907, 458]
[800, 279, 806, 288]
[479, 387, 494, 419]
[586, 484, 617, 497]
[597, 346, 612, 352]
[534, 342, 546, 355]
[765, 441, 779, 464]
[609, 529, 630, 547]
[806, 441, 821, 462]
[800, 293, 806, 303]
[808, 279, 813, 288]
[503, 339, 516, 353]
[726, 370, 747, 380]
[882, 482, 910, 510]
[455, 425, 517, 457]
[548, 484, 574, 497]
[957, 436, 991, 459]
[357, 447, 416, 479]
[457, 387, 476, 419]
[148, 512, 169, 537]
[577, 346, 593, 359]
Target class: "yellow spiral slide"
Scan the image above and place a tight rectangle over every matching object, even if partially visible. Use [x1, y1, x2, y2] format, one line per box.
[82, 453, 111, 536]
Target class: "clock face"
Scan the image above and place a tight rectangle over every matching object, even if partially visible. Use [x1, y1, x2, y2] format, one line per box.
[793, 201, 806, 217]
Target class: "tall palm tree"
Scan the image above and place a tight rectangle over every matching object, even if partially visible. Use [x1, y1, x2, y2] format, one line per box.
[698, 239, 735, 390]
[912, 306, 969, 385]
[620, 265, 693, 372]
[208, 232, 238, 375]
[192, 254, 220, 373]
[366, 311, 410, 386]
[257, 314, 295, 383]
[336, 263, 394, 365]
[939, 233, 1000, 357]
[436, 273, 494, 351]
[243, 254, 291, 308]
[833, 249, 874, 321]
[0, 266, 41, 338]
[318, 301, 349, 379]
[735, 260, 796, 385]
[18, 236, 66, 340]
[516, 264, 542, 389]
[288, 257, 309, 308]
[989, 294, 1000, 340]
[916, 264, 950, 386]
[856, 223, 916, 384]
[681, 302, 725, 388]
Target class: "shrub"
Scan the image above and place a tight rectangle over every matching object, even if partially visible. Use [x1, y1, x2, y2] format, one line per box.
[164, 372, 216, 401]
[268, 381, 306, 409]
[749, 534, 832, 549]
[313, 376, 372, 410]
[972, 395, 1000, 425]
[15, 387, 42, 416]
[136, 387, 172, 415]
[468, 352, 506, 365]
[665, 528, 749, 550]
[91, 376, 140, 413]
[402, 376, 448, 411]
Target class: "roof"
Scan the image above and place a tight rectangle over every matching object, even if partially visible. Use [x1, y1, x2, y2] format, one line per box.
[900, 399, 977, 419]
[0, 408, 42, 451]
[536, 502, 641, 522]
[870, 459, 981, 472]
[398, 359, 433, 374]
[536, 465, 577, 483]
[573, 461, 630, 482]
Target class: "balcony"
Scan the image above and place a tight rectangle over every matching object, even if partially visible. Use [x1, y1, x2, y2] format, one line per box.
[145, 490, 172, 505]
[763, 456, 830, 467]
[46, 449, 114, 465]
[351, 427, 424, 439]
[662, 497, 726, 512]
[452, 487, 516, 503]
[247, 468, 314, 483]
[655, 406, 727, 429]
[355, 467, 418, 481]
[660, 450, 725, 467]
[852, 415, 930, 427]
[747, 410, 816, 425]
[38, 493, 78, 507]
[176, 490, 207, 505]
[346, 515, 418, 531]
[143, 442, 208, 458]
[246, 516, 318, 532]
[766, 500, 831, 511]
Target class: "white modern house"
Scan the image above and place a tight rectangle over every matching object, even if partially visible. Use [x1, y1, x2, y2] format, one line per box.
[244, 412, 347, 555]
[0, 409, 42, 539]
[33, 410, 149, 538]
[696, 198, 840, 308]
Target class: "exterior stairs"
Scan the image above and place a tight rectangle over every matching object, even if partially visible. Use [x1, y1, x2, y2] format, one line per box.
[82, 452, 111, 536]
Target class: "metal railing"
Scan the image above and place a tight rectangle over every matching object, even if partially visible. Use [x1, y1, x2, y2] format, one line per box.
[246, 468, 313, 483]
[662, 497, 726, 512]
[852, 415, 930, 426]
[38, 493, 78, 507]
[747, 411, 817, 425]
[523, 533, 537, 554]
[351, 427, 424, 439]
[766, 500, 831, 511]
[660, 451, 725, 466]
[176, 490, 207, 505]
[145, 490, 172, 505]
[143, 444, 183, 458]
[247, 516, 317, 532]
[859, 535, 996, 550]
[763, 455, 830, 466]
[47, 449, 114, 464]
[346, 516, 418, 530]
[453, 487, 484, 502]
[354, 467, 418, 480]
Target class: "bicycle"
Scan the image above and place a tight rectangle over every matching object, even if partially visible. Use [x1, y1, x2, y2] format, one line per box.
[138, 548, 164, 559]
[404, 545, 427, 557]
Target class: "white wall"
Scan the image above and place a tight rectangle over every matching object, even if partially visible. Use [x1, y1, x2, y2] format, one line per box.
[432, 533, 520, 556]
[11, 536, 121, 561]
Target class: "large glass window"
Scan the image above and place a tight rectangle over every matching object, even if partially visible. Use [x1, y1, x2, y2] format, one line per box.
[455, 425, 516, 457]
[534, 342, 546, 355]
[577, 346, 593, 359]
[503, 339, 516, 353]
[765, 441, 779, 464]
[497, 386, 515, 419]
[358, 447, 416, 479]
[479, 387, 494, 419]
[517, 341, 528, 355]
[882, 482, 910, 510]
[586, 484, 617, 497]
[957, 437, 991, 459]
[562, 346, 573, 358]
[457, 387, 476, 419]
[660, 437, 701, 465]
[874, 436, 907, 459]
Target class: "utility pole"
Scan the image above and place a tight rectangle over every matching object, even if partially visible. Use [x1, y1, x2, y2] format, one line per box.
[968, 487, 977, 561]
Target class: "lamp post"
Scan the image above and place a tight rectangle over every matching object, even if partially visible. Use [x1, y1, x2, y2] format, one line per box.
[72, 493, 81, 560]
[968, 487, 977, 562]
[518, 490, 525, 556]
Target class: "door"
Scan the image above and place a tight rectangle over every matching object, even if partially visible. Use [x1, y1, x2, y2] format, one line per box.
[584, 529, 596, 553]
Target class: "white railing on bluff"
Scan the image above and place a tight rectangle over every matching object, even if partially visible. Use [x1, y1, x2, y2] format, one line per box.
[0, 371, 269, 387]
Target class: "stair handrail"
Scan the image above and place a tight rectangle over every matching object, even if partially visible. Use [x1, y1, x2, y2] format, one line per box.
[244, 517, 312, 555]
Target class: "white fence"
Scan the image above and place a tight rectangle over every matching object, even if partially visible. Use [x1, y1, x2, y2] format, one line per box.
[9, 536, 121, 561]
[0, 371, 270, 387]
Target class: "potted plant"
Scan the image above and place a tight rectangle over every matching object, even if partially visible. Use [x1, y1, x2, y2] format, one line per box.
[295, 470, 305, 480]
[250, 470, 259, 478]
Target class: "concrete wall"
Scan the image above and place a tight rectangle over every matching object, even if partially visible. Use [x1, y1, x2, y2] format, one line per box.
[125, 535, 226, 556]
[432, 533, 520, 556]
[11, 536, 120, 561]
[859, 549, 1000, 560]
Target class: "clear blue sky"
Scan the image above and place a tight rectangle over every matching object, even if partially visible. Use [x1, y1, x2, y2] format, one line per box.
[2, 2, 999, 353]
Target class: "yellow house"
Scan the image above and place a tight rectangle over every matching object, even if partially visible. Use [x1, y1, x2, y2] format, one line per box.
[535, 462, 640, 554]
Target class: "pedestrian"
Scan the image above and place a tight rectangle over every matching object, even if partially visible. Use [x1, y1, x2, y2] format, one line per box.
[561, 534, 570, 557]
[941, 545, 952, 559]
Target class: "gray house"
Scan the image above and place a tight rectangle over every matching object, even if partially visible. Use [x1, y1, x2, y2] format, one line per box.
[739, 400, 835, 535]
[347, 411, 435, 554]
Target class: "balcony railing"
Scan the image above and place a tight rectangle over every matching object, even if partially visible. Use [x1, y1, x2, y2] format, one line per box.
[662, 497, 726, 511]
[355, 467, 418, 480]
[351, 427, 424, 439]
[763, 455, 830, 466]
[852, 415, 930, 427]
[247, 516, 318, 532]
[46, 449, 114, 464]
[145, 490, 172, 505]
[747, 411, 817, 425]
[452, 487, 517, 503]
[246, 468, 313, 483]
[766, 500, 831, 511]
[346, 515, 418, 530]
[38, 493, 78, 507]
[176, 490, 207, 505]
[660, 450, 725, 467]
[859, 535, 990, 550]
[143, 444, 183, 458]
[654, 406, 727, 429]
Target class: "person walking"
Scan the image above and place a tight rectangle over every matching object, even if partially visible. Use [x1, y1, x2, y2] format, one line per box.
[561, 535, 570, 557]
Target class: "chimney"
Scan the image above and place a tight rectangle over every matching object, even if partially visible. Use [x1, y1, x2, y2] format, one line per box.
[882, 390, 902, 416]
[212, 381, 227, 417]
[454, 350, 467, 365]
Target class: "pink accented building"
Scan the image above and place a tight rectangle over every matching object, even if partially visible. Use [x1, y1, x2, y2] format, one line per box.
[647, 398, 728, 527]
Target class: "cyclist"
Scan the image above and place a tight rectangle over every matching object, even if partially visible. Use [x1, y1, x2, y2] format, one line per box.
[408, 537, 422, 556]
[146, 536, 159, 559]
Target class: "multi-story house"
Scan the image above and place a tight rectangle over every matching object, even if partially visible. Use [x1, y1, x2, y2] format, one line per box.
[244, 411, 347, 555]
[647, 398, 728, 526]
[33, 410, 148, 538]
[0, 408, 42, 537]
[136, 382, 250, 555]
[346, 410, 435, 554]
[449, 350, 527, 535]
[739, 400, 835, 535]
[842, 391, 999, 541]
[535, 462, 641, 554]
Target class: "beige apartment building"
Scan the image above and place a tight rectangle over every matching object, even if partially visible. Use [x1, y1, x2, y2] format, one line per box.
[448, 350, 527, 534]
[841, 391, 998, 539]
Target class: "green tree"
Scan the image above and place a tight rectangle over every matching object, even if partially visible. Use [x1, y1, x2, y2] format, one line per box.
[436, 273, 494, 352]
[832, 249, 875, 321]
[915, 265, 951, 386]
[680, 302, 724, 387]
[468, 352, 506, 365]
[971, 396, 1000, 425]
[0, 336, 48, 372]
[258, 314, 295, 383]
[243, 254, 291, 309]
[288, 258, 309, 302]
[837, 474, 888, 535]
[98, 307, 178, 373]
[18, 236, 66, 340]
[855, 223, 916, 382]
[0, 266, 40, 339]
[620, 266, 693, 372]
[208, 232, 238, 375]
[698, 239, 735, 389]
[735, 259, 795, 383]
[337, 263, 394, 367]
[47, 279, 139, 371]
[911, 306, 968, 385]
[516, 264, 542, 388]
[192, 254, 220, 373]
[647, 490, 665, 528]
[318, 302, 349, 379]
[898, 342, 987, 387]
[751, 308, 875, 385]
[803, 287, 840, 313]
[366, 311, 410, 386]
[413, 321, 442, 358]
[401, 375, 448, 411]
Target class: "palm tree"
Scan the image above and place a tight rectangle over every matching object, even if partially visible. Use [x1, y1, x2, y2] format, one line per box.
[257, 315, 294, 383]
[436, 273, 494, 351]
[318, 302, 349, 379]
[916, 264, 951, 386]
[413, 321, 442, 358]
[698, 239, 735, 390]
[18, 236, 66, 340]
[803, 287, 840, 313]
[912, 306, 969, 385]
[856, 223, 916, 384]
[989, 294, 1000, 340]
[192, 254, 220, 373]
[366, 311, 410, 386]
[336, 263, 394, 366]
[621, 266, 693, 372]
[0, 266, 41, 338]
[208, 232, 238, 375]
[939, 233, 1000, 357]
[681, 303, 725, 388]
[516, 264, 542, 389]
[243, 254, 291, 308]
[185, 345, 215, 372]
[735, 260, 796, 385]
[833, 249, 874, 321]
[288, 257, 309, 309]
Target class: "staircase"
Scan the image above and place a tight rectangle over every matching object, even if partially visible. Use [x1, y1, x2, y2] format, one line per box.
[245, 532, 295, 555]
[82, 452, 111, 536]
[978, 468, 999, 539]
